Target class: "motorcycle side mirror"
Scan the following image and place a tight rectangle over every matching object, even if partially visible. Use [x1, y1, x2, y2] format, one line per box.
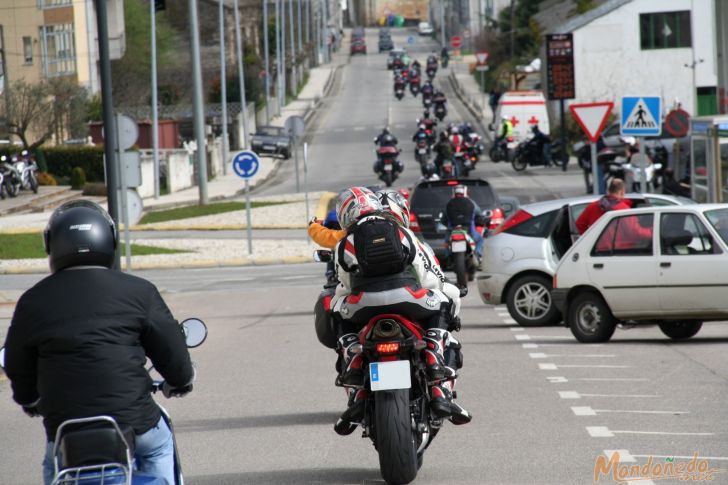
[0, 347, 5, 368]
[314, 250, 332, 263]
[181, 318, 207, 348]
[459, 287, 468, 298]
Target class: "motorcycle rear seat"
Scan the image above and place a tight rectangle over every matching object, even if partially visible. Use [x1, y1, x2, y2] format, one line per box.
[58, 423, 135, 469]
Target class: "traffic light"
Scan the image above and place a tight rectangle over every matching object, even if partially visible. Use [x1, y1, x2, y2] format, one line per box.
[154, 0, 166, 11]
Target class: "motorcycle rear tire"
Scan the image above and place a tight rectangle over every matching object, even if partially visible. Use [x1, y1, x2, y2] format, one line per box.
[489, 146, 501, 163]
[512, 156, 528, 172]
[6, 180, 18, 197]
[383, 171, 393, 187]
[375, 389, 418, 485]
[454, 252, 467, 288]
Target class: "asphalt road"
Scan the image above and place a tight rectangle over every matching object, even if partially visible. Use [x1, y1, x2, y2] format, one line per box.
[0, 29, 727, 485]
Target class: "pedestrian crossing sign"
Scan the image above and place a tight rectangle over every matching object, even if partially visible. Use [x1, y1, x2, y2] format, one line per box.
[621, 96, 662, 136]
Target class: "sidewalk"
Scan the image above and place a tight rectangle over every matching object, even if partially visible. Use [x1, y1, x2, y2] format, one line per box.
[0, 53, 345, 273]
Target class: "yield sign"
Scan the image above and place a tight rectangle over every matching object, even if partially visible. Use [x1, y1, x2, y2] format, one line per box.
[475, 52, 489, 65]
[569, 102, 614, 143]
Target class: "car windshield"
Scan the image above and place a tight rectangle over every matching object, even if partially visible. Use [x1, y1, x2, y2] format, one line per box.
[704, 208, 728, 245]
[257, 127, 284, 137]
[411, 182, 497, 214]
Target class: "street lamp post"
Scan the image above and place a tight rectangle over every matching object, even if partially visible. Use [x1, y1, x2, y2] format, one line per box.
[263, 0, 271, 124]
[188, 0, 208, 205]
[219, 0, 229, 174]
[233, 0, 250, 149]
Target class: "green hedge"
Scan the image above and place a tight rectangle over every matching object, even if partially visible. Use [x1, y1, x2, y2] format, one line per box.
[0, 146, 106, 182]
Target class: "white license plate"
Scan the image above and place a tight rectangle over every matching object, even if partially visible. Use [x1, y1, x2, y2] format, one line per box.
[418, 148, 427, 154]
[451, 240, 467, 252]
[384, 164, 393, 171]
[263, 145, 276, 150]
[370, 360, 411, 391]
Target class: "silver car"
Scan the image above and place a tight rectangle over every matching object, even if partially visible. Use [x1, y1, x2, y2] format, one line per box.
[476, 193, 694, 326]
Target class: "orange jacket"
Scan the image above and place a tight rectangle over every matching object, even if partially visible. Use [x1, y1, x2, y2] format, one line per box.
[308, 223, 347, 249]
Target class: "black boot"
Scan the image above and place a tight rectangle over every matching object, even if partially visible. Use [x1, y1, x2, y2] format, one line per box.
[334, 388, 368, 435]
[336, 334, 364, 387]
[423, 328, 457, 382]
[430, 383, 472, 425]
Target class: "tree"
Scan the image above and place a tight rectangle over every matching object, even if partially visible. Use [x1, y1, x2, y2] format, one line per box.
[48, 77, 90, 142]
[1, 80, 53, 149]
[111, 0, 177, 106]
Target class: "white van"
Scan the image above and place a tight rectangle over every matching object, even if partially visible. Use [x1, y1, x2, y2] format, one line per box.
[493, 91, 550, 143]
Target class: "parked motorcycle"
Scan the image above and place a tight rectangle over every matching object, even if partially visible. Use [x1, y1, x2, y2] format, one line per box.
[488, 136, 514, 163]
[434, 103, 447, 122]
[375, 146, 402, 187]
[0, 155, 21, 197]
[15, 151, 39, 193]
[314, 251, 463, 485]
[0, 318, 207, 485]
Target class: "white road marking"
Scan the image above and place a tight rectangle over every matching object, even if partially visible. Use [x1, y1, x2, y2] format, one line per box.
[354, 126, 366, 131]
[604, 449, 637, 462]
[633, 454, 728, 461]
[496, 311, 510, 317]
[530, 352, 548, 359]
[556, 364, 630, 368]
[525, 335, 575, 340]
[560, 391, 660, 399]
[514, 334, 531, 340]
[587, 426, 615, 437]
[510, 327, 525, 332]
[533, 343, 604, 347]
[538, 363, 558, 370]
[529, 353, 615, 358]
[573, 406, 688, 416]
[522, 343, 539, 349]
[577, 378, 649, 382]
[278, 275, 315, 280]
[503, 318, 517, 324]
[612, 430, 713, 436]
[547, 376, 568, 383]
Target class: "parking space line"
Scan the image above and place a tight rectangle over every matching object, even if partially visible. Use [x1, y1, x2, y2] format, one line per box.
[604, 449, 637, 462]
[547, 376, 568, 383]
[632, 454, 728, 461]
[522, 343, 539, 349]
[514, 334, 531, 340]
[529, 353, 616, 358]
[559, 391, 660, 399]
[539, 363, 630, 369]
[572, 406, 688, 416]
[587, 426, 614, 437]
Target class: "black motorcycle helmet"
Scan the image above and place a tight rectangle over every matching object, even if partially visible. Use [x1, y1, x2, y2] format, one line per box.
[44, 200, 117, 273]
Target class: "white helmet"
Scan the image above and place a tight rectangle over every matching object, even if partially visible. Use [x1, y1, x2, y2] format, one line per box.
[620, 136, 637, 146]
[336, 187, 382, 230]
[453, 184, 468, 198]
[377, 189, 410, 228]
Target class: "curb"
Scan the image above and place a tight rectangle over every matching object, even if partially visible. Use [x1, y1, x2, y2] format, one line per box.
[0, 254, 312, 276]
[448, 70, 491, 141]
[315, 191, 337, 219]
[129, 223, 308, 231]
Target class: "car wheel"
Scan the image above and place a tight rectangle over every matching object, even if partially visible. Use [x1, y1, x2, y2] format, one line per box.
[658, 321, 702, 340]
[506, 274, 561, 327]
[282, 150, 291, 160]
[568, 291, 617, 343]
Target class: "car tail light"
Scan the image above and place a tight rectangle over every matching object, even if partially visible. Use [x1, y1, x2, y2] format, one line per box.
[492, 209, 533, 235]
[409, 212, 421, 232]
[376, 342, 400, 354]
[446, 180, 458, 185]
[488, 208, 505, 230]
[451, 233, 466, 241]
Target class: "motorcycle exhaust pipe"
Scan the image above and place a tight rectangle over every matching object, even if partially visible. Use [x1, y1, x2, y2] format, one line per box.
[373, 319, 403, 339]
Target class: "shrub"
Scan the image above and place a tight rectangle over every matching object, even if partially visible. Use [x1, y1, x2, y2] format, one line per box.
[71, 167, 86, 190]
[36, 172, 57, 186]
[44, 146, 106, 182]
[82, 182, 107, 196]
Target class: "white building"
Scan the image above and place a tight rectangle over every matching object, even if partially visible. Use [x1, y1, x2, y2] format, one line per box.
[548, 0, 718, 118]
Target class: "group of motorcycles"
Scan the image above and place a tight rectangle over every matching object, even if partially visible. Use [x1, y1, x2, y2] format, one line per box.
[0, 150, 39, 199]
[392, 55, 439, 101]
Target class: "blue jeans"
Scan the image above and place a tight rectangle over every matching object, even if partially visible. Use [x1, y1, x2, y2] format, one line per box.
[43, 416, 175, 485]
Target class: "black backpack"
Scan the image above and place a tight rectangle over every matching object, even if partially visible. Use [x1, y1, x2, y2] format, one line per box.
[339, 218, 416, 277]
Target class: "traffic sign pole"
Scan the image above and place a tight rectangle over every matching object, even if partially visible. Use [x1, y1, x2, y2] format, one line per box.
[245, 178, 252, 254]
[232, 150, 262, 254]
[639, 139, 647, 194]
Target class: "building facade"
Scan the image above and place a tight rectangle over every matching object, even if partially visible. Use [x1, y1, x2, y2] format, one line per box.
[548, 0, 718, 118]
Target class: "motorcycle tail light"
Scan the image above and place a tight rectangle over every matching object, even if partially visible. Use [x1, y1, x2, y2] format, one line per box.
[451, 233, 467, 241]
[492, 209, 532, 235]
[488, 208, 505, 231]
[446, 180, 458, 185]
[376, 342, 400, 354]
[409, 212, 421, 233]
[507, 136, 514, 142]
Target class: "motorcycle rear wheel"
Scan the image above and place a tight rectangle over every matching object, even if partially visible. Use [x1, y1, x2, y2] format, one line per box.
[6, 180, 18, 197]
[383, 171, 393, 187]
[454, 252, 467, 288]
[489, 146, 501, 163]
[29, 173, 38, 194]
[375, 389, 418, 485]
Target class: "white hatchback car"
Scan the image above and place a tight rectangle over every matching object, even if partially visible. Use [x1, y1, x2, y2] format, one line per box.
[418, 22, 434, 36]
[476, 194, 694, 326]
[552, 204, 728, 343]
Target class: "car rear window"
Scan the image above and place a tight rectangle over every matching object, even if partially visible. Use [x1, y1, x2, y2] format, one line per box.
[506, 210, 557, 237]
[410, 182, 497, 212]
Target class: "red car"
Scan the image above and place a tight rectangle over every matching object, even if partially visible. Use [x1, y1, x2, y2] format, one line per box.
[351, 40, 367, 55]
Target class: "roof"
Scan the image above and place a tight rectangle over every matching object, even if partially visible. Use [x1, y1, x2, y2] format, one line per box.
[551, 0, 633, 34]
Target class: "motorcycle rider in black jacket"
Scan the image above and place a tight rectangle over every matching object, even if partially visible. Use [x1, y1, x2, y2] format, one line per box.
[2, 200, 195, 485]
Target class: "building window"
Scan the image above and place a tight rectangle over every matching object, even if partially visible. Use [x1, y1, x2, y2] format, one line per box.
[40, 24, 76, 77]
[36, 0, 72, 8]
[640, 11, 692, 49]
[23, 37, 33, 64]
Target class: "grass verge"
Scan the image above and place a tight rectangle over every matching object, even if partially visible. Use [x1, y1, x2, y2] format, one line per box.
[0, 233, 186, 260]
[139, 201, 289, 225]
